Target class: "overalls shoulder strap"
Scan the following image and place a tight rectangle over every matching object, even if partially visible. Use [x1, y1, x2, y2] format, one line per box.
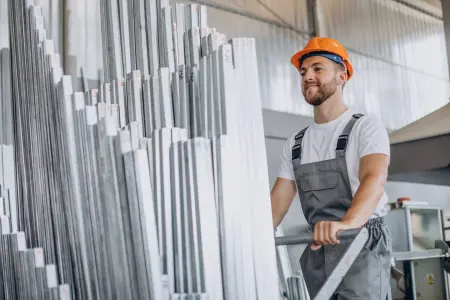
[335, 113, 364, 158]
[292, 127, 308, 161]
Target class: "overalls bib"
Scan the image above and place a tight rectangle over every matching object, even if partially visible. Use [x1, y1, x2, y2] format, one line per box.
[291, 114, 392, 300]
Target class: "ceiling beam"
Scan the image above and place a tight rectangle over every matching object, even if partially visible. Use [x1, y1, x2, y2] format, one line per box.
[393, 0, 443, 19]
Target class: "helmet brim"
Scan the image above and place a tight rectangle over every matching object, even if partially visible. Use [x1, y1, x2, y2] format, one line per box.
[291, 48, 354, 80]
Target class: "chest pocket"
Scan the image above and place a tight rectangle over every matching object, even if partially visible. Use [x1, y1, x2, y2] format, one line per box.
[298, 170, 339, 192]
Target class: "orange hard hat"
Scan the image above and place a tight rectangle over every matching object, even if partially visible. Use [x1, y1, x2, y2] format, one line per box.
[291, 37, 353, 80]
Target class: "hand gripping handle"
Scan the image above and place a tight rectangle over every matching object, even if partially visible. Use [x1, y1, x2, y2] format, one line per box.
[275, 228, 362, 246]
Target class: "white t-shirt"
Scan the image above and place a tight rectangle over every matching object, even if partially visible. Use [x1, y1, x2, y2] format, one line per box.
[277, 109, 390, 218]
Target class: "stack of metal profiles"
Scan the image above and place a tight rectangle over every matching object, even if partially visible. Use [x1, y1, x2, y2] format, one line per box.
[2, 0, 280, 299]
[0, 1, 72, 299]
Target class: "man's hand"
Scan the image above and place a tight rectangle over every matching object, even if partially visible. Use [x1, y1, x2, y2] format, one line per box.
[311, 221, 357, 250]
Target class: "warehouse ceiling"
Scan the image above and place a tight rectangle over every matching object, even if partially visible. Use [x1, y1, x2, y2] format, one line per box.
[401, 0, 443, 17]
[388, 103, 450, 185]
[421, 0, 442, 10]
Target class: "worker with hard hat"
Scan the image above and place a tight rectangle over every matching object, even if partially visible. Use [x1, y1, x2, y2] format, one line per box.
[271, 37, 392, 299]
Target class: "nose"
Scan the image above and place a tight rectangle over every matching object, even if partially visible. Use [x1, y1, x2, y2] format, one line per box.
[302, 68, 315, 83]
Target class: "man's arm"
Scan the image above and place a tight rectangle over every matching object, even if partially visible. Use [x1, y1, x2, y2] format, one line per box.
[313, 153, 390, 248]
[341, 153, 390, 227]
[271, 177, 297, 229]
[312, 116, 391, 249]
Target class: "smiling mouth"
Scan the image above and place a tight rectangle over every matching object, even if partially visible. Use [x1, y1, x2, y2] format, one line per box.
[306, 85, 318, 92]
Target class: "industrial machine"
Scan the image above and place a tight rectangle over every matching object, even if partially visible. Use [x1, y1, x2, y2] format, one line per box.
[276, 203, 450, 300]
[385, 203, 450, 300]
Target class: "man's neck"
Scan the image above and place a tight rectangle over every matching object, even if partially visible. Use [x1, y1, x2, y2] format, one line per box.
[313, 95, 348, 124]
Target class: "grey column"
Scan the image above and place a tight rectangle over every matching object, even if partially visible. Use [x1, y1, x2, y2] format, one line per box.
[443, 0, 450, 80]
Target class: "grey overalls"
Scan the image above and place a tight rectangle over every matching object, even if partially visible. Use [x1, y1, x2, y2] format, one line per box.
[291, 114, 392, 300]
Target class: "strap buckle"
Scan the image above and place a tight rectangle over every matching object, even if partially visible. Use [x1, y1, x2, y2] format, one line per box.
[294, 131, 305, 140]
[336, 135, 348, 151]
[292, 144, 301, 160]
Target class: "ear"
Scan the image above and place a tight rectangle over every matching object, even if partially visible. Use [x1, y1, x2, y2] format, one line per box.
[336, 71, 347, 86]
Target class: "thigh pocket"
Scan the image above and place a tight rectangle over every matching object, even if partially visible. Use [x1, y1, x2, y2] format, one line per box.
[339, 247, 381, 300]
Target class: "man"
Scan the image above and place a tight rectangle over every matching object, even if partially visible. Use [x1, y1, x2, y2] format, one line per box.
[271, 37, 392, 299]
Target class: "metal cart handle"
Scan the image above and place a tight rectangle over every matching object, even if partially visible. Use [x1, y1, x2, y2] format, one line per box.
[275, 228, 363, 246]
[275, 227, 369, 300]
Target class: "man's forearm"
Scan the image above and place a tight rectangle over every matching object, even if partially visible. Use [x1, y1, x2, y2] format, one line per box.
[341, 175, 385, 227]
[271, 201, 287, 229]
[270, 178, 297, 229]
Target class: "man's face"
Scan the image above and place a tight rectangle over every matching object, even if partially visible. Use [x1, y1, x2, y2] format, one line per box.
[300, 56, 342, 106]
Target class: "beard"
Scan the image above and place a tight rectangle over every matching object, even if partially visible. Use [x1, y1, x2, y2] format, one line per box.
[303, 80, 337, 106]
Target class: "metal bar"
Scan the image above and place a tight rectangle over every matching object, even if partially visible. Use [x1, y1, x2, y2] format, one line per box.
[58, 284, 72, 300]
[150, 74, 162, 130]
[229, 39, 259, 299]
[392, 249, 447, 261]
[198, 56, 208, 137]
[103, 115, 133, 300]
[215, 48, 242, 299]
[184, 4, 199, 31]
[172, 4, 185, 67]
[188, 65, 199, 137]
[142, 75, 154, 137]
[275, 228, 364, 246]
[170, 131, 188, 293]
[159, 68, 174, 128]
[99, 0, 111, 81]
[128, 70, 143, 136]
[24, 249, 39, 300]
[177, 139, 194, 293]
[45, 265, 59, 300]
[87, 104, 112, 300]
[113, 78, 127, 128]
[33, 248, 46, 300]
[1, 49, 13, 146]
[200, 32, 209, 57]
[161, 128, 177, 294]
[183, 139, 202, 293]
[198, 5, 207, 28]
[189, 28, 200, 67]
[144, 0, 159, 75]
[118, 0, 132, 75]
[93, 111, 118, 300]
[157, 0, 169, 68]
[63, 87, 92, 300]
[0, 217, 13, 300]
[72, 93, 101, 299]
[133, 0, 150, 76]
[209, 34, 225, 136]
[207, 52, 215, 137]
[0, 217, 4, 300]
[190, 138, 223, 300]
[178, 66, 190, 135]
[133, 144, 164, 300]
[122, 128, 152, 300]
[161, 6, 175, 72]
[172, 70, 181, 128]
[114, 124, 140, 300]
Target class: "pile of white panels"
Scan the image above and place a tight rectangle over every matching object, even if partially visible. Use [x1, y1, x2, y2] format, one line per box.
[3, 0, 280, 299]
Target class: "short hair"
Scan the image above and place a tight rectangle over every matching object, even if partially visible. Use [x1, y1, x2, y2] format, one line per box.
[334, 62, 346, 73]
[334, 63, 347, 89]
